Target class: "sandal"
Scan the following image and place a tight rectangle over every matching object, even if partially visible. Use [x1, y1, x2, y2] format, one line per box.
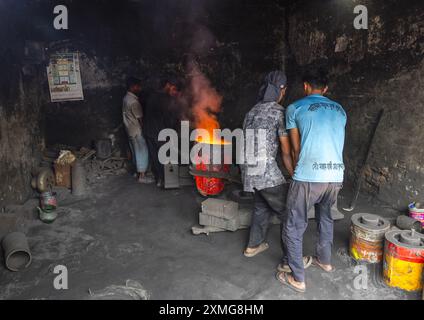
[277, 256, 313, 273]
[312, 257, 336, 273]
[243, 242, 269, 258]
[276, 271, 305, 293]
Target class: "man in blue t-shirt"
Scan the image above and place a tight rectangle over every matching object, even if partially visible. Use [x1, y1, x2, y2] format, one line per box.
[276, 68, 347, 293]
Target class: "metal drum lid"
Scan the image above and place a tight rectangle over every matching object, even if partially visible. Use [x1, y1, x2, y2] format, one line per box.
[385, 230, 424, 249]
[351, 213, 391, 232]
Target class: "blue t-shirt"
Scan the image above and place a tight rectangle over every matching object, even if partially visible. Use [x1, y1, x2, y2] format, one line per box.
[286, 94, 347, 183]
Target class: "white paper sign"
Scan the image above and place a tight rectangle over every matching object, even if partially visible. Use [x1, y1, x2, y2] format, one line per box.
[47, 52, 84, 102]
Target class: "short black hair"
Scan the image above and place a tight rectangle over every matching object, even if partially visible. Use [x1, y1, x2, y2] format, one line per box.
[302, 68, 329, 90]
[126, 76, 142, 90]
[161, 76, 183, 90]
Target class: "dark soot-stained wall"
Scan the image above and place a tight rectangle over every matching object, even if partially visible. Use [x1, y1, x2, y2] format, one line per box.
[0, 0, 423, 210]
[0, 1, 47, 206]
[284, 0, 424, 209]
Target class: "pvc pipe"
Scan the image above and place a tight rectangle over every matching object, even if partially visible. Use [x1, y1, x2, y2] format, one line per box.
[2, 232, 32, 272]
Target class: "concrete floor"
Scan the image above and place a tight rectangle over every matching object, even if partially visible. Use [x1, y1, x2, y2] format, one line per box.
[0, 173, 421, 300]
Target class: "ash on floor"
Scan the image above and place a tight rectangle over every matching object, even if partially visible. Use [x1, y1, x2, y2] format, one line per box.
[0, 175, 420, 300]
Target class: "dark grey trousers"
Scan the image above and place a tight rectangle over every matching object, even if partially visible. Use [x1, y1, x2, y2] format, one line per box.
[283, 181, 342, 283]
[248, 184, 289, 262]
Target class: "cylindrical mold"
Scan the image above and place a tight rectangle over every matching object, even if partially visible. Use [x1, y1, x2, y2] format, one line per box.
[350, 213, 390, 263]
[2, 232, 32, 272]
[409, 202, 424, 227]
[384, 230, 424, 291]
[72, 160, 87, 196]
[396, 215, 422, 232]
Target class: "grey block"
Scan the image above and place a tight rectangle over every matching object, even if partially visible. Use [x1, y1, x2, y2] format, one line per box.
[201, 199, 239, 219]
[164, 164, 180, 189]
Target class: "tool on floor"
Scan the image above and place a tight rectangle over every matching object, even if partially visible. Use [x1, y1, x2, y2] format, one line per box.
[350, 213, 390, 263]
[384, 229, 424, 292]
[343, 109, 385, 212]
[2, 232, 32, 272]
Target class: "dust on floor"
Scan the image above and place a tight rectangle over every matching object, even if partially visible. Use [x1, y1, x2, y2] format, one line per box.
[0, 174, 420, 300]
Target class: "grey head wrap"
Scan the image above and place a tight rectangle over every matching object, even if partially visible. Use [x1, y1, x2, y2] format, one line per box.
[257, 70, 287, 103]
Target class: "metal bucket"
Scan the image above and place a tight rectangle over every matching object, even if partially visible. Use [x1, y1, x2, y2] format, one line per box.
[40, 191, 57, 212]
[384, 230, 424, 291]
[350, 213, 390, 263]
[2, 232, 32, 272]
[409, 202, 424, 227]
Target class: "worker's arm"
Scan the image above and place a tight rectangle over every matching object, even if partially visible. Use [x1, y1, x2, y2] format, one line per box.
[279, 135, 294, 177]
[289, 128, 301, 168]
[132, 101, 144, 129]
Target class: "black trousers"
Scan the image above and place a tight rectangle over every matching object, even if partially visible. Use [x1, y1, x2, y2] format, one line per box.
[145, 137, 164, 182]
[248, 184, 289, 262]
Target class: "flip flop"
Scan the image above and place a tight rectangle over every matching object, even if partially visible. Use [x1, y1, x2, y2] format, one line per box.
[312, 257, 336, 273]
[277, 256, 313, 273]
[276, 271, 305, 293]
[243, 242, 269, 258]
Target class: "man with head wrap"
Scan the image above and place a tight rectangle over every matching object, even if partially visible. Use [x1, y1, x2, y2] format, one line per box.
[241, 72, 287, 256]
[242, 71, 313, 273]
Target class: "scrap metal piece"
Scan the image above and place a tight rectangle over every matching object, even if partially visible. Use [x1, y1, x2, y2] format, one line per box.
[191, 225, 226, 236]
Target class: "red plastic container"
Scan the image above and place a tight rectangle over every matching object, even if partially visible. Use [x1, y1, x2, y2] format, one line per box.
[195, 162, 229, 196]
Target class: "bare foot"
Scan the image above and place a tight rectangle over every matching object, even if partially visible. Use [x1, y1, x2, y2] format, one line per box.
[138, 174, 155, 184]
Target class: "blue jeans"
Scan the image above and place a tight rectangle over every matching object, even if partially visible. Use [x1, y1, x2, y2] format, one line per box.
[129, 134, 149, 173]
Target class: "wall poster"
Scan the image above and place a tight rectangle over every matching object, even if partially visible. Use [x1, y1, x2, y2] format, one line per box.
[47, 52, 84, 102]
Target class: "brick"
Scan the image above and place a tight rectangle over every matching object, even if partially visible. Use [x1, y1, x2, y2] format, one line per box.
[199, 212, 240, 231]
[201, 199, 239, 219]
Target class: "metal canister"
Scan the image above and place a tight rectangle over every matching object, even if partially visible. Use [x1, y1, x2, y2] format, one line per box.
[40, 191, 57, 212]
[350, 213, 390, 263]
[409, 202, 424, 227]
[384, 230, 424, 291]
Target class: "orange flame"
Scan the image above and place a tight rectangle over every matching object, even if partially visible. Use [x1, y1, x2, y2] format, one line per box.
[188, 62, 228, 145]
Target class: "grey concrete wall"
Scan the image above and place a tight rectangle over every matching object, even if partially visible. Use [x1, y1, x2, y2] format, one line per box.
[1, 0, 423, 210]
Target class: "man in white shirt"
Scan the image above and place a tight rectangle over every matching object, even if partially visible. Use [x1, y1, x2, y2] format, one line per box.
[122, 77, 154, 184]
